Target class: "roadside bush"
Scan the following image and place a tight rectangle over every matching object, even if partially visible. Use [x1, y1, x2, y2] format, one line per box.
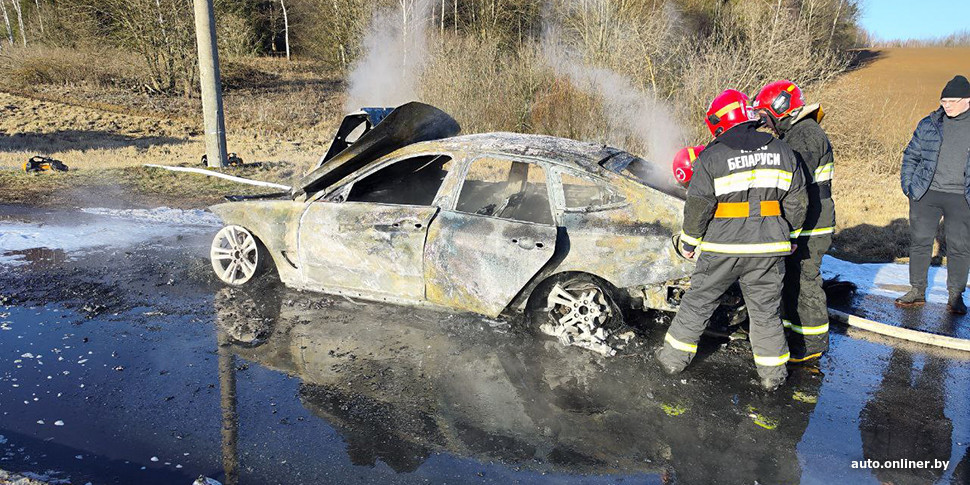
[0, 46, 144, 89]
[420, 34, 548, 134]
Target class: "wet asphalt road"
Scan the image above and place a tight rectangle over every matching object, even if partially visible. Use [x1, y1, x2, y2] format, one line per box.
[0, 204, 969, 485]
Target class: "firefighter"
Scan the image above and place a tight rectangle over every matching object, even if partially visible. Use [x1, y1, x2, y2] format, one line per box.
[658, 89, 808, 391]
[752, 80, 835, 363]
[672, 145, 706, 187]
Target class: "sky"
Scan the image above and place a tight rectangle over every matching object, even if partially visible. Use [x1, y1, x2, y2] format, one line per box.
[859, 0, 970, 41]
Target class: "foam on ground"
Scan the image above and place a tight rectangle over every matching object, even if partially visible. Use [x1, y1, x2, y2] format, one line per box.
[0, 207, 220, 266]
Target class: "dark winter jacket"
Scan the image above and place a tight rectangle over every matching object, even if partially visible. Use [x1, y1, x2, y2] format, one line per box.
[778, 113, 836, 237]
[680, 122, 808, 257]
[901, 107, 970, 207]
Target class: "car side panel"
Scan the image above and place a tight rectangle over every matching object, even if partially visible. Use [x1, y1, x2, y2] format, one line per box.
[424, 210, 557, 317]
[545, 176, 693, 289]
[298, 201, 438, 301]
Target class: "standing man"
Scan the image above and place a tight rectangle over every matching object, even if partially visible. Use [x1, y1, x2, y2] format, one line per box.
[753, 80, 835, 363]
[658, 89, 808, 391]
[897, 75, 970, 314]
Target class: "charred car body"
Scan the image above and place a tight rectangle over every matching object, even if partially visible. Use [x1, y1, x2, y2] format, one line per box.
[209, 103, 698, 351]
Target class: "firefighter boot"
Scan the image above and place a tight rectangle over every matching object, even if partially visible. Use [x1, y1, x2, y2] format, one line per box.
[760, 374, 787, 392]
[895, 287, 926, 308]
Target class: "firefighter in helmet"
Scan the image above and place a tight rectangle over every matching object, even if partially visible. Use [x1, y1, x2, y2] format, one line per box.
[658, 89, 808, 391]
[752, 80, 835, 363]
[672, 145, 706, 187]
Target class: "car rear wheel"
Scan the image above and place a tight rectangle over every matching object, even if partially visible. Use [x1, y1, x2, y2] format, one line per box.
[210, 225, 273, 286]
[526, 274, 625, 342]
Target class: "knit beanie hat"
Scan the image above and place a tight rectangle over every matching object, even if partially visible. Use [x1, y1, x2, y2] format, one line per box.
[942, 75, 970, 98]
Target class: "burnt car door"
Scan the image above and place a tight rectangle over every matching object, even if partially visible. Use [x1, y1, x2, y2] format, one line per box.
[424, 156, 557, 317]
[298, 154, 453, 302]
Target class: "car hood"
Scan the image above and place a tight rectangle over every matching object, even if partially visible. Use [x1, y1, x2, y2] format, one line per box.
[293, 102, 461, 198]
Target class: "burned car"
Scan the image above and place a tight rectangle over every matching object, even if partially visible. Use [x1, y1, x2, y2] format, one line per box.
[209, 103, 695, 353]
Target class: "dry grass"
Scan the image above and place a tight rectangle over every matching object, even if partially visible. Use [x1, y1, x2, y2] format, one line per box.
[0, 54, 346, 209]
[0, 53, 349, 192]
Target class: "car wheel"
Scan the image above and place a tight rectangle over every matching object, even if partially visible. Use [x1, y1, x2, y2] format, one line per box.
[527, 273, 624, 332]
[210, 225, 273, 286]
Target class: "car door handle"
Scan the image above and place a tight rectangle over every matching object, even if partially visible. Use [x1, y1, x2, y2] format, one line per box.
[511, 237, 545, 250]
[384, 221, 423, 230]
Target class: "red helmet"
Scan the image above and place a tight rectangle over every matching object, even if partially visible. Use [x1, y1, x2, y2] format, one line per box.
[672, 145, 705, 185]
[752, 80, 805, 119]
[705, 89, 757, 137]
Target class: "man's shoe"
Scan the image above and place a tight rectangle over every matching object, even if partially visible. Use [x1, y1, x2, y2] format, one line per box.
[760, 375, 786, 392]
[947, 293, 967, 315]
[894, 287, 926, 308]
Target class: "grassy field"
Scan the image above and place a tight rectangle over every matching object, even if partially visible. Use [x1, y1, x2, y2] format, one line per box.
[2, 47, 970, 261]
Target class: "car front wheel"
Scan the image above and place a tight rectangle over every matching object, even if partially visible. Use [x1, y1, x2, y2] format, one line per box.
[210, 225, 272, 286]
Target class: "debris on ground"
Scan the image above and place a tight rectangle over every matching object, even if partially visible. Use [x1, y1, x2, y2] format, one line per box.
[746, 405, 779, 430]
[23, 156, 69, 173]
[662, 402, 688, 416]
[540, 318, 618, 356]
[201, 153, 250, 168]
[0, 469, 60, 484]
[538, 283, 639, 357]
[193, 476, 222, 485]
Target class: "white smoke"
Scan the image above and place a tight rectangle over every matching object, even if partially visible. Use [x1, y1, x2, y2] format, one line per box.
[540, 4, 685, 172]
[344, 0, 434, 111]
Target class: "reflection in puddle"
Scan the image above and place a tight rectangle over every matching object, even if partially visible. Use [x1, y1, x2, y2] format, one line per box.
[0, 247, 69, 269]
[214, 287, 824, 483]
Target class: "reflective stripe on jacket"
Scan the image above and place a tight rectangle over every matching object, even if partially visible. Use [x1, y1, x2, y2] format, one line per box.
[680, 121, 808, 257]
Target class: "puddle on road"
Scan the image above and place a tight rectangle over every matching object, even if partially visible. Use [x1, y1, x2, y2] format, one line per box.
[0, 205, 969, 484]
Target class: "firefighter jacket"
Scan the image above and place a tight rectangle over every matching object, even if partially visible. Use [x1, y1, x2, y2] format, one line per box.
[680, 121, 808, 257]
[778, 106, 835, 237]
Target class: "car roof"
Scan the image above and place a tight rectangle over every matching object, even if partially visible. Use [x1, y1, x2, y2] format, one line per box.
[416, 132, 626, 170]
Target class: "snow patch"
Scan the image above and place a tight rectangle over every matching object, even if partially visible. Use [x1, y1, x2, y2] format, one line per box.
[821, 255, 952, 305]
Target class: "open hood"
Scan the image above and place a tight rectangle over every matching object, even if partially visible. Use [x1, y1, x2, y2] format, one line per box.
[294, 102, 461, 197]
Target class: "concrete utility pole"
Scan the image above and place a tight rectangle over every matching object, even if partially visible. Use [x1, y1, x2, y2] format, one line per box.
[192, 0, 228, 168]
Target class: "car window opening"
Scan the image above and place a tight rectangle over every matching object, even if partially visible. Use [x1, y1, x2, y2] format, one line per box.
[346, 154, 452, 206]
[560, 170, 624, 210]
[457, 158, 554, 225]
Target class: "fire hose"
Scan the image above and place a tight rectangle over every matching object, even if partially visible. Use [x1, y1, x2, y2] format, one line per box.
[674, 235, 970, 353]
[143, 164, 291, 191]
[828, 308, 970, 353]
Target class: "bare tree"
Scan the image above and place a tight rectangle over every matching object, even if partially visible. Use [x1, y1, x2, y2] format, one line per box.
[280, 0, 290, 60]
[98, 0, 198, 94]
[33, 0, 42, 34]
[829, 0, 844, 47]
[0, 0, 14, 46]
[10, 0, 25, 46]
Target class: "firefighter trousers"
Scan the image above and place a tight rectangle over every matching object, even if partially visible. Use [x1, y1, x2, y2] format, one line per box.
[658, 253, 790, 380]
[782, 234, 832, 360]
